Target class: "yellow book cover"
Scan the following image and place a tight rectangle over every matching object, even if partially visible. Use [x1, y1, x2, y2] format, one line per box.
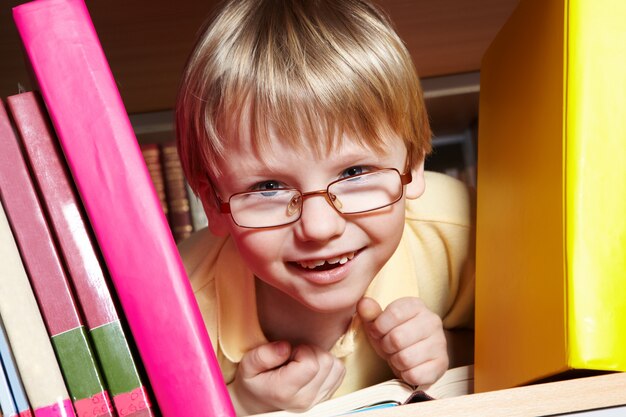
[475, 0, 626, 392]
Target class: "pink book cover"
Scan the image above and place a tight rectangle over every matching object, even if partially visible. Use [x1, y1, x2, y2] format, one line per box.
[0, 99, 76, 417]
[0, 95, 113, 416]
[12, 1, 234, 416]
[8, 91, 155, 417]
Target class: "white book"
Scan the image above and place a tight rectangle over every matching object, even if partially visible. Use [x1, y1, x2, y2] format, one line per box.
[253, 364, 473, 417]
[0, 200, 71, 412]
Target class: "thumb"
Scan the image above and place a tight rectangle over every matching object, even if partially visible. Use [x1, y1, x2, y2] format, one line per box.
[357, 298, 388, 360]
[239, 341, 292, 378]
[357, 297, 383, 325]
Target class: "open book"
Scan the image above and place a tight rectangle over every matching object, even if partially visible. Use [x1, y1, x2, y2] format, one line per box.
[252, 364, 473, 416]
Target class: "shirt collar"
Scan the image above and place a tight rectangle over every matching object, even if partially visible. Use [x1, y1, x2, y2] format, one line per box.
[215, 238, 267, 362]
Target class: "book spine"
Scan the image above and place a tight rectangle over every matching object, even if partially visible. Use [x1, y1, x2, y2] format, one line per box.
[140, 143, 168, 218]
[566, 0, 626, 369]
[0, 320, 32, 417]
[0, 207, 72, 417]
[8, 92, 155, 417]
[0, 101, 111, 416]
[0, 343, 19, 417]
[161, 141, 194, 242]
[0, 110, 73, 416]
[13, 1, 234, 416]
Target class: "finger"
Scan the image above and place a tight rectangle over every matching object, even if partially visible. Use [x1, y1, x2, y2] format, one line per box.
[357, 297, 385, 341]
[278, 344, 323, 388]
[357, 297, 383, 323]
[379, 312, 443, 355]
[239, 341, 292, 379]
[387, 336, 446, 372]
[292, 345, 335, 388]
[279, 346, 343, 411]
[314, 356, 346, 403]
[399, 357, 448, 388]
[373, 297, 427, 337]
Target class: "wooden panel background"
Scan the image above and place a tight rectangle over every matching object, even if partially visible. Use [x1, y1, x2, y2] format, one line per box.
[1, 0, 518, 131]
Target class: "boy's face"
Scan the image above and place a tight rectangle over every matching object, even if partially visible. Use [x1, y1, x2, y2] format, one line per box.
[203, 128, 425, 314]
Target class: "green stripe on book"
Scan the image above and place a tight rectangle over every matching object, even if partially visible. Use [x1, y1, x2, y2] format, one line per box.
[51, 326, 107, 399]
[90, 321, 143, 395]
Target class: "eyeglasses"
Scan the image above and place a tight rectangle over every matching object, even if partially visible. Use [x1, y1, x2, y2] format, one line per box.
[216, 168, 412, 229]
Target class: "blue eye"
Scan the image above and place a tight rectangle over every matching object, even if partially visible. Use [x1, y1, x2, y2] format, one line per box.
[253, 181, 283, 197]
[341, 166, 368, 179]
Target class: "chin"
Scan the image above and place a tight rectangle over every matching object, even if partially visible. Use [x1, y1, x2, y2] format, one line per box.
[297, 291, 362, 314]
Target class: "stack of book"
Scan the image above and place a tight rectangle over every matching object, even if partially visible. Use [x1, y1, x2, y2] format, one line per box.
[1, 92, 156, 417]
[139, 141, 209, 244]
[0, 0, 234, 416]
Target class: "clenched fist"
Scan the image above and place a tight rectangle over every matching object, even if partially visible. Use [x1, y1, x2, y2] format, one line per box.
[228, 341, 346, 415]
[357, 297, 448, 388]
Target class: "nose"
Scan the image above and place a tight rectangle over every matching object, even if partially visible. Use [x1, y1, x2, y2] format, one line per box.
[293, 192, 346, 242]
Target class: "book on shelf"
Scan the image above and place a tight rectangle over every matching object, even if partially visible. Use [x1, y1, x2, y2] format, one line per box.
[476, 0, 626, 392]
[140, 142, 169, 217]
[13, 0, 235, 416]
[0, 97, 113, 416]
[0, 131, 73, 417]
[7, 91, 155, 417]
[161, 140, 194, 243]
[140, 141, 208, 237]
[0, 319, 32, 417]
[252, 365, 474, 417]
[0, 342, 19, 417]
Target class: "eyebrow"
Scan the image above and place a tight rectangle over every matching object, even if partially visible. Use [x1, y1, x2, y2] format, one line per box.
[217, 147, 398, 189]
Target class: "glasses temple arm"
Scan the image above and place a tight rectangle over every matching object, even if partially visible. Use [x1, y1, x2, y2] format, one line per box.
[204, 174, 232, 213]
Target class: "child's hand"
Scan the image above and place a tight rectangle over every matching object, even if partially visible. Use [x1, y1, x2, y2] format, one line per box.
[357, 297, 448, 388]
[228, 341, 346, 415]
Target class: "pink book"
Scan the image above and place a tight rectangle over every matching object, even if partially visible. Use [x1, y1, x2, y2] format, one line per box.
[0, 99, 75, 417]
[13, 1, 234, 417]
[0, 96, 113, 416]
[8, 91, 155, 417]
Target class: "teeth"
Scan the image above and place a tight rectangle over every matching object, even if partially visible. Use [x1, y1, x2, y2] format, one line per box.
[297, 251, 356, 269]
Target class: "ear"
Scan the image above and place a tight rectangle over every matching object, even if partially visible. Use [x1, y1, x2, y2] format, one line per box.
[197, 180, 230, 237]
[405, 159, 425, 200]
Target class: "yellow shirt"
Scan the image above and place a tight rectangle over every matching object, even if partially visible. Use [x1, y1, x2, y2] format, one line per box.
[179, 171, 474, 397]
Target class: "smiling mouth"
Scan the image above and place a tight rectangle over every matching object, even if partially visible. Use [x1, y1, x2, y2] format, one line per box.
[293, 251, 357, 271]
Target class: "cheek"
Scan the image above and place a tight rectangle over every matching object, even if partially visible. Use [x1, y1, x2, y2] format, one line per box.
[356, 201, 407, 271]
[361, 200, 407, 243]
[228, 228, 286, 273]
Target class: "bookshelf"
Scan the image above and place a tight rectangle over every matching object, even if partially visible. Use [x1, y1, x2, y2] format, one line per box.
[10, 1, 625, 416]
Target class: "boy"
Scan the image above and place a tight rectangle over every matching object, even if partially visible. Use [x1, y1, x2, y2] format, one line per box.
[176, 0, 474, 414]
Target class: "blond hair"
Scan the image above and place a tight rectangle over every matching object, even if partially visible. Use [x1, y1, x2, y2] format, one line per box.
[176, 0, 431, 192]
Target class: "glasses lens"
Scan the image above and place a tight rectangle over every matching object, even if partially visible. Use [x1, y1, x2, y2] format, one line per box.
[229, 189, 301, 228]
[329, 170, 403, 214]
